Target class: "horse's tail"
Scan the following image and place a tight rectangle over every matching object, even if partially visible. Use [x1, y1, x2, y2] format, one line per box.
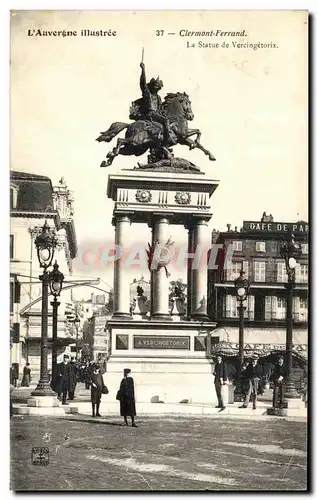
[96, 122, 128, 143]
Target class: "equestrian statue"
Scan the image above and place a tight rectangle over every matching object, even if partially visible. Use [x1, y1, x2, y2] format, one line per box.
[96, 54, 216, 171]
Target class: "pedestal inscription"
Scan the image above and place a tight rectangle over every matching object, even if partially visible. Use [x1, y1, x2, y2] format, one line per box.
[134, 336, 190, 349]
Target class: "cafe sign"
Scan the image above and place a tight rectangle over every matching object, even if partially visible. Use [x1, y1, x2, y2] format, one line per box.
[243, 221, 308, 234]
[134, 335, 190, 350]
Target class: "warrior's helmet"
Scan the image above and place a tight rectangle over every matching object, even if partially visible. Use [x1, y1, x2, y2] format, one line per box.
[149, 76, 163, 90]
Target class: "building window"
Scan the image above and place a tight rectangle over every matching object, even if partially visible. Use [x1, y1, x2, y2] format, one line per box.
[226, 260, 249, 281]
[276, 296, 286, 319]
[10, 185, 19, 209]
[276, 262, 288, 283]
[225, 295, 238, 318]
[254, 261, 266, 282]
[301, 243, 308, 255]
[256, 241, 266, 252]
[10, 234, 14, 260]
[10, 282, 14, 313]
[232, 240, 242, 252]
[299, 297, 308, 322]
[224, 294, 254, 320]
[296, 264, 308, 283]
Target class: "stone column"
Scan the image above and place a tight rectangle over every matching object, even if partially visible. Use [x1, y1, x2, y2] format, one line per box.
[186, 223, 194, 319]
[151, 216, 171, 319]
[191, 218, 209, 320]
[113, 215, 131, 318]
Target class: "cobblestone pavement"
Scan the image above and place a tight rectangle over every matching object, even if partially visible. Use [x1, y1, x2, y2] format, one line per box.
[10, 414, 307, 491]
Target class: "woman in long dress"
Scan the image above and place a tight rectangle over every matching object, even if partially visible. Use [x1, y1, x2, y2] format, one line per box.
[117, 368, 137, 427]
[90, 364, 107, 417]
[21, 363, 31, 387]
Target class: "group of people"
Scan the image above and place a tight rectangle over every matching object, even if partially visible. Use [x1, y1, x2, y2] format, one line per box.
[10, 363, 32, 387]
[88, 364, 137, 427]
[213, 354, 287, 411]
[51, 355, 137, 426]
[51, 355, 84, 403]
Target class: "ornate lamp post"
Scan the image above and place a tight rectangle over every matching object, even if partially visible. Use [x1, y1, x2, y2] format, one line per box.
[31, 221, 58, 396]
[235, 263, 250, 365]
[235, 262, 250, 399]
[49, 261, 64, 383]
[280, 232, 302, 399]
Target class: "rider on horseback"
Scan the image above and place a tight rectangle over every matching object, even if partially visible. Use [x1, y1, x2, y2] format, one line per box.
[134, 61, 171, 145]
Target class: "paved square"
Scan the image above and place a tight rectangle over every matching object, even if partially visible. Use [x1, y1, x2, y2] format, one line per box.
[10, 415, 307, 491]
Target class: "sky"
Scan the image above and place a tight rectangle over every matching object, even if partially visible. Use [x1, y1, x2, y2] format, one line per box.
[10, 10, 308, 294]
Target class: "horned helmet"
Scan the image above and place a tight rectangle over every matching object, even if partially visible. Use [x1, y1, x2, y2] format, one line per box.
[148, 76, 163, 92]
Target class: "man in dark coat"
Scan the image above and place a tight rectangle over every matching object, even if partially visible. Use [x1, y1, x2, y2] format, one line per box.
[240, 356, 264, 410]
[68, 358, 78, 401]
[117, 368, 137, 427]
[213, 355, 228, 411]
[271, 356, 287, 408]
[90, 364, 107, 417]
[55, 354, 70, 405]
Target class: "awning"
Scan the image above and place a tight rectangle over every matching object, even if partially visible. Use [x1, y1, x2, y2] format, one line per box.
[211, 326, 307, 359]
[212, 326, 307, 345]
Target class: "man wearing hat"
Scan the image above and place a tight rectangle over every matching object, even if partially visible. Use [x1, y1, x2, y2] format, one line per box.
[117, 368, 137, 427]
[240, 356, 263, 410]
[271, 356, 287, 409]
[213, 355, 228, 411]
[54, 354, 70, 405]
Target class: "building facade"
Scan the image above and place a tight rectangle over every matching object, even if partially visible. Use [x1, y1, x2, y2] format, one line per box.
[10, 172, 78, 379]
[208, 214, 308, 357]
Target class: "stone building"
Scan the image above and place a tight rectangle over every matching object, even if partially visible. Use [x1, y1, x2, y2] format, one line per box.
[208, 213, 308, 358]
[10, 172, 78, 379]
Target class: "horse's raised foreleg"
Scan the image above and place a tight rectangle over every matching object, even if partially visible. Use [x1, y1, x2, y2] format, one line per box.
[182, 137, 215, 161]
[185, 128, 202, 146]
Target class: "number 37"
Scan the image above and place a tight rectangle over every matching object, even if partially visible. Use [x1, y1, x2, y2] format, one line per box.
[156, 30, 164, 36]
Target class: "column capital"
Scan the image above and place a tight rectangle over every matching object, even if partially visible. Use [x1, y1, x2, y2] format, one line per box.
[187, 215, 212, 228]
[112, 213, 133, 226]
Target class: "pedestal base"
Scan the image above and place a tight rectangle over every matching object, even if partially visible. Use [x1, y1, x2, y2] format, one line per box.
[14, 406, 66, 416]
[106, 318, 222, 405]
[27, 396, 60, 407]
[267, 397, 306, 417]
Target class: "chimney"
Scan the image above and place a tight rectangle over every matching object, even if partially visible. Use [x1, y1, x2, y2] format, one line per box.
[226, 224, 231, 232]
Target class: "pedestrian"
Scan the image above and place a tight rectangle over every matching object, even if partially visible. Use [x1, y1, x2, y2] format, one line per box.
[213, 355, 228, 411]
[85, 361, 93, 390]
[240, 356, 263, 410]
[10, 364, 18, 387]
[116, 368, 137, 427]
[21, 363, 31, 387]
[90, 364, 108, 417]
[55, 354, 70, 405]
[271, 356, 287, 409]
[240, 361, 249, 400]
[68, 357, 78, 401]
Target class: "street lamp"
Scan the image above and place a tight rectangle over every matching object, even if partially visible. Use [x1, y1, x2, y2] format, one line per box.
[49, 261, 64, 383]
[31, 221, 58, 396]
[280, 232, 302, 399]
[235, 262, 250, 365]
[235, 262, 250, 400]
[74, 314, 81, 361]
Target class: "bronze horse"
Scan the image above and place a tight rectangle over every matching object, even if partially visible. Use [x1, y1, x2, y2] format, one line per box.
[96, 92, 215, 166]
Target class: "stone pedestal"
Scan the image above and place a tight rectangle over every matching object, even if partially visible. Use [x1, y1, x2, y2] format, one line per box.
[106, 319, 222, 404]
[14, 396, 66, 416]
[106, 167, 220, 405]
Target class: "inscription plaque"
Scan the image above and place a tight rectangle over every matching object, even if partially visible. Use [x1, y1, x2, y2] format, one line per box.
[133, 335, 190, 350]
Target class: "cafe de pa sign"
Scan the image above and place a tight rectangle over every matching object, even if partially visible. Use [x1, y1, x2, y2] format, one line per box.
[242, 221, 309, 234]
